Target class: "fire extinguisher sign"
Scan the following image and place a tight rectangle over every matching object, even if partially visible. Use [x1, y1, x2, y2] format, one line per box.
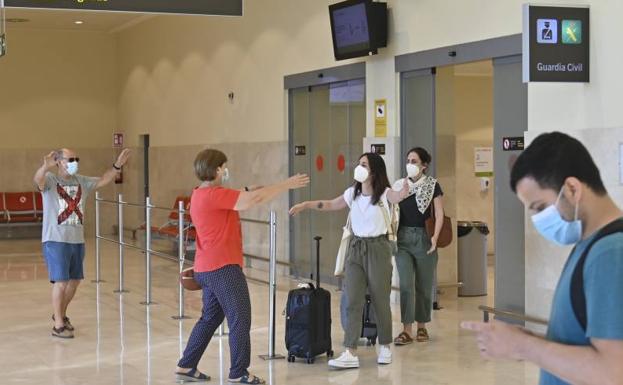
[113, 133, 124, 148]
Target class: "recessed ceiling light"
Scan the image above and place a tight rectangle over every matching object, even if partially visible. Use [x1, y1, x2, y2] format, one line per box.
[6, 18, 30, 23]
[74, 20, 84, 25]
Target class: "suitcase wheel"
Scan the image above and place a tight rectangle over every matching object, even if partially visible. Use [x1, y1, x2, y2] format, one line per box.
[287, 355, 296, 363]
[366, 337, 377, 346]
[327, 350, 334, 358]
[306, 358, 315, 364]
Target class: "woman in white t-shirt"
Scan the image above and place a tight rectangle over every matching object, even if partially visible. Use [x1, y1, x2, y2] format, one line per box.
[289, 152, 409, 369]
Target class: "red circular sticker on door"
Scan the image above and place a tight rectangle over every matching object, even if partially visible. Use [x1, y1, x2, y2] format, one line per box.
[316, 155, 324, 172]
[337, 154, 345, 173]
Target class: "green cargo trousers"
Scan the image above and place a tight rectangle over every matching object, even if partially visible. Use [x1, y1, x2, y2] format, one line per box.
[395, 226, 438, 324]
[342, 235, 393, 348]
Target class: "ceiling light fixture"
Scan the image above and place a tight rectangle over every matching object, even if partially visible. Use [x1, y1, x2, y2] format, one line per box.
[74, 20, 84, 25]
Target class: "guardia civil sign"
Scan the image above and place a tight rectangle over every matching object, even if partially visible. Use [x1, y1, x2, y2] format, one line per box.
[522, 4, 590, 83]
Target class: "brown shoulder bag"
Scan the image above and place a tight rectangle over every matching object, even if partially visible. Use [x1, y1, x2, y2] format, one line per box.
[425, 207, 453, 248]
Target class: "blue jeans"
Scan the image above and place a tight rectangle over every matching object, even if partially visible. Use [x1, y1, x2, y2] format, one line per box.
[42, 241, 85, 283]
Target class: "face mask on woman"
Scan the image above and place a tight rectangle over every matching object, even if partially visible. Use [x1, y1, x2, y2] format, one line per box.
[221, 168, 230, 183]
[354, 165, 369, 183]
[406, 163, 420, 178]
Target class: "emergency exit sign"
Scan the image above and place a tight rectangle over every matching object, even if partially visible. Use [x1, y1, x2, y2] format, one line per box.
[522, 4, 589, 83]
[5, 0, 242, 16]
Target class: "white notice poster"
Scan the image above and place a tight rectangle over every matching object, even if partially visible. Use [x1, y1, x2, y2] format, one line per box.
[474, 147, 494, 177]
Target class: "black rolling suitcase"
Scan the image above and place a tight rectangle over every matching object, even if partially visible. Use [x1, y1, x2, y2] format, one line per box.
[285, 236, 334, 364]
[361, 294, 378, 346]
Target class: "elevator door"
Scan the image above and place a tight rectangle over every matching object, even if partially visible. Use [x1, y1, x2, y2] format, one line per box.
[289, 79, 366, 285]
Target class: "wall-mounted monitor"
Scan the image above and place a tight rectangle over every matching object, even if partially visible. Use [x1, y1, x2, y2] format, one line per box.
[329, 0, 387, 61]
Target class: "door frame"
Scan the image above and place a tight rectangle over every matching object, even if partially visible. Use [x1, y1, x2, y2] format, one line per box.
[395, 34, 528, 321]
[284, 62, 366, 283]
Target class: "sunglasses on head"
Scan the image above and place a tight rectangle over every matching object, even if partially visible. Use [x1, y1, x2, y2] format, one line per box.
[63, 157, 80, 163]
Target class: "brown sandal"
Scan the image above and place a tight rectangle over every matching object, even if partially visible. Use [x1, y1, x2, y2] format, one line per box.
[393, 332, 413, 345]
[416, 328, 430, 342]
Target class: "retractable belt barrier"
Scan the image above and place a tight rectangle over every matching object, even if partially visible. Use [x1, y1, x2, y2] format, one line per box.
[94, 192, 284, 358]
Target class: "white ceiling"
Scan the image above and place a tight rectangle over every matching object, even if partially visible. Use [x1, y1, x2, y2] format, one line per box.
[3, 7, 153, 33]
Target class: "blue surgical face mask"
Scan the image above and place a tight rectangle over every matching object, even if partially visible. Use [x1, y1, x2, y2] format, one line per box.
[531, 187, 582, 246]
[66, 161, 79, 176]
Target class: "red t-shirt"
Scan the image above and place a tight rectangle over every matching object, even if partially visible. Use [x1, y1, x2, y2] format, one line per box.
[190, 186, 242, 272]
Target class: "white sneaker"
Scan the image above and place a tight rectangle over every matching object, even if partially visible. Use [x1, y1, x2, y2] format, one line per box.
[377, 345, 392, 365]
[328, 350, 360, 369]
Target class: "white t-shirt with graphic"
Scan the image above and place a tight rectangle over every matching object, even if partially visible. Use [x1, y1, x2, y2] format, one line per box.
[343, 186, 390, 238]
[41, 172, 98, 244]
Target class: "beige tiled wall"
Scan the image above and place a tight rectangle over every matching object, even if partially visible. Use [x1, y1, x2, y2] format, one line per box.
[0, 147, 123, 240]
[524, 127, 623, 321]
[118, 141, 290, 269]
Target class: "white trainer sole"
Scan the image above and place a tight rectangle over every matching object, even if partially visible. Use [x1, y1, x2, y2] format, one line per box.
[328, 361, 360, 369]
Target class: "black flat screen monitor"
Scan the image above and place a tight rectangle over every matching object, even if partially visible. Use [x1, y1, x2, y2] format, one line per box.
[329, 0, 387, 61]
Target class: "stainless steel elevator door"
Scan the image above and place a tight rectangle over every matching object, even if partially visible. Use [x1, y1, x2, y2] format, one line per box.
[289, 79, 365, 285]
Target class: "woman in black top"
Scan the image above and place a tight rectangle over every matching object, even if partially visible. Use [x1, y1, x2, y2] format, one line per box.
[392, 147, 445, 345]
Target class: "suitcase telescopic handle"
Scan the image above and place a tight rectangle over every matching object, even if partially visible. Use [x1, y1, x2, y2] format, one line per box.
[313, 236, 322, 289]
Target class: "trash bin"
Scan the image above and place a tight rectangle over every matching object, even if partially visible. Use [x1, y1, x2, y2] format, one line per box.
[457, 221, 489, 297]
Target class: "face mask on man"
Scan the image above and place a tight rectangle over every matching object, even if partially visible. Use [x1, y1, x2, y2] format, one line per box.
[531, 186, 582, 245]
[66, 161, 79, 176]
[406, 163, 420, 179]
[354, 165, 369, 183]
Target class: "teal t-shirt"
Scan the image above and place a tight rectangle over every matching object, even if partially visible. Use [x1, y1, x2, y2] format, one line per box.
[540, 231, 623, 385]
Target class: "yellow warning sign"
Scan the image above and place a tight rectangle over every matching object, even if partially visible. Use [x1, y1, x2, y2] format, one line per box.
[375, 99, 387, 137]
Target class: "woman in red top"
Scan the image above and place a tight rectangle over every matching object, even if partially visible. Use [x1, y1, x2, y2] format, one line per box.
[175, 149, 309, 384]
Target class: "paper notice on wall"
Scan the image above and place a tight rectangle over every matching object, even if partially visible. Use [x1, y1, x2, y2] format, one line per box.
[474, 147, 494, 177]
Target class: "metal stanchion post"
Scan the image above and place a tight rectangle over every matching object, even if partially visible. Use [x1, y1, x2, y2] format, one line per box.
[92, 191, 105, 283]
[218, 321, 228, 337]
[141, 197, 155, 305]
[114, 194, 129, 293]
[172, 200, 190, 320]
[260, 211, 284, 360]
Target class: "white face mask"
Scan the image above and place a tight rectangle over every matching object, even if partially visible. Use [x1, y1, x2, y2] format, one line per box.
[354, 165, 369, 183]
[406, 163, 420, 178]
[221, 167, 230, 183]
[66, 161, 79, 176]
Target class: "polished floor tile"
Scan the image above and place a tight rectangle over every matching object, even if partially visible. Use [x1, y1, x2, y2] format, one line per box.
[0, 238, 539, 385]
